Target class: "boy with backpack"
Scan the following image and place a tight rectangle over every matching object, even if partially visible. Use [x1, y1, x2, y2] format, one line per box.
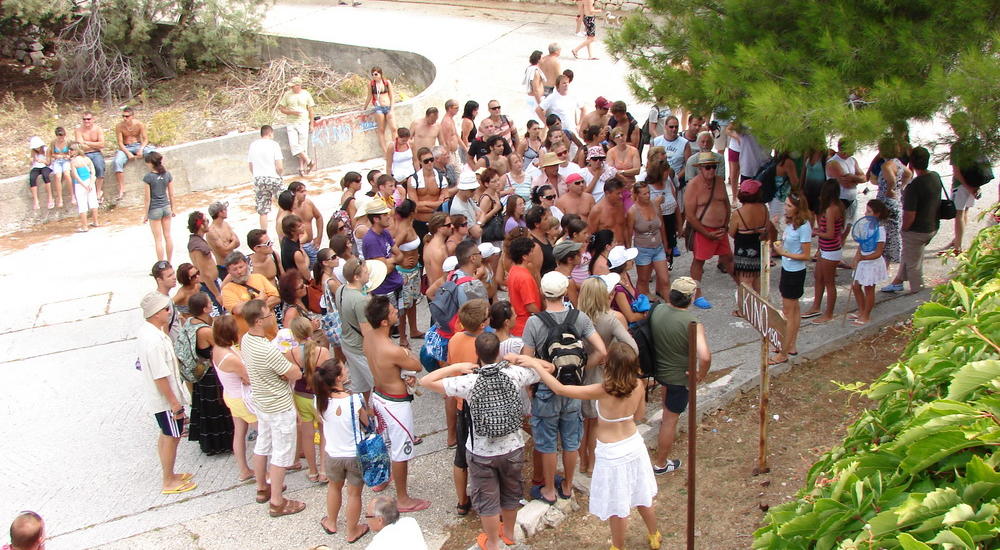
[521, 271, 607, 504]
[421, 332, 547, 550]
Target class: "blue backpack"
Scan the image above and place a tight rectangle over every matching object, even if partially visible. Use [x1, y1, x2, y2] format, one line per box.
[428, 272, 475, 339]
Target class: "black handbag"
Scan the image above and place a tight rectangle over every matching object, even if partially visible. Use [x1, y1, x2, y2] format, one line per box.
[938, 177, 957, 220]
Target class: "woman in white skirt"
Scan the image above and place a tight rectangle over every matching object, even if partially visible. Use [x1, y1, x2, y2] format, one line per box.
[521, 341, 661, 550]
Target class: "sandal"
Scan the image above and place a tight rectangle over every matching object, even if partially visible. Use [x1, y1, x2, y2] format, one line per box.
[161, 480, 197, 494]
[346, 524, 370, 543]
[648, 530, 663, 550]
[555, 474, 573, 500]
[286, 462, 304, 473]
[320, 516, 336, 535]
[255, 483, 286, 503]
[456, 500, 472, 516]
[530, 484, 556, 505]
[269, 498, 306, 517]
[307, 473, 322, 483]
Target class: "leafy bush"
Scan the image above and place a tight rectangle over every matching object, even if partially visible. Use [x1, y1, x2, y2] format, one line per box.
[147, 109, 185, 147]
[754, 223, 1000, 549]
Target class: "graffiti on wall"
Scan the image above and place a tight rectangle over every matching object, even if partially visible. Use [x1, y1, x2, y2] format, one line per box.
[310, 112, 378, 148]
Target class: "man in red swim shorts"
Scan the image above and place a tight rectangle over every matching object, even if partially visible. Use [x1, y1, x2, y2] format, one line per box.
[683, 152, 734, 309]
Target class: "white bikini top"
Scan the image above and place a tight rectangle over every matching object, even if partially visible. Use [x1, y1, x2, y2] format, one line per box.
[596, 401, 632, 423]
[399, 237, 421, 252]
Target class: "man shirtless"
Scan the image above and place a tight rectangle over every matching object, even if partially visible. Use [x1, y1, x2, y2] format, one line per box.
[206, 201, 240, 277]
[246, 229, 282, 286]
[423, 213, 452, 296]
[113, 106, 154, 200]
[557, 173, 595, 218]
[409, 107, 441, 170]
[587, 178, 628, 244]
[578, 96, 612, 136]
[684, 152, 733, 309]
[364, 295, 430, 512]
[187, 211, 222, 302]
[439, 99, 462, 169]
[409, 147, 448, 245]
[75, 111, 107, 200]
[538, 43, 562, 96]
[288, 181, 323, 268]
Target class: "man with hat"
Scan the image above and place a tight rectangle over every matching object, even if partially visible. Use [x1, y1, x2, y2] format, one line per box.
[136, 291, 196, 495]
[579, 145, 617, 202]
[552, 240, 584, 305]
[531, 151, 566, 197]
[522, 271, 607, 504]
[277, 77, 316, 176]
[578, 96, 612, 135]
[684, 152, 733, 309]
[650, 276, 712, 475]
[556, 172, 595, 218]
[357, 197, 404, 299]
[449, 171, 484, 240]
[206, 201, 240, 276]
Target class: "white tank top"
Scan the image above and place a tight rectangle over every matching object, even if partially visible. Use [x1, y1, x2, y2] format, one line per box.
[826, 156, 859, 201]
[391, 145, 414, 182]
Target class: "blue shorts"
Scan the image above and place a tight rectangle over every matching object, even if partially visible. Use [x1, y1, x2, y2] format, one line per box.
[530, 390, 582, 453]
[85, 151, 106, 178]
[635, 245, 667, 266]
[114, 143, 156, 173]
[421, 324, 449, 371]
[148, 205, 172, 220]
[374, 105, 391, 116]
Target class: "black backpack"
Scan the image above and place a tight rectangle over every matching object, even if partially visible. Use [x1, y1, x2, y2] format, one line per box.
[468, 361, 523, 439]
[755, 156, 779, 203]
[537, 310, 588, 385]
[630, 303, 661, 379]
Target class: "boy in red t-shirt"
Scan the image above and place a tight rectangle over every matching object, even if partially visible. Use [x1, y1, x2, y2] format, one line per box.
[505, 237, 541, 336]
[446, 299, 491, 516]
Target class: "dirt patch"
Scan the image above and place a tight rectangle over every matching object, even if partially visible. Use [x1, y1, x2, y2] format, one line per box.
[0, 58, 414, 179]
[439, 323, 911, 549]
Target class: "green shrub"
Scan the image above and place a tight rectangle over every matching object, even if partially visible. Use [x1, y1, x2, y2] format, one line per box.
[147, 109, 186, 146]
[754, 222, 1000, 549]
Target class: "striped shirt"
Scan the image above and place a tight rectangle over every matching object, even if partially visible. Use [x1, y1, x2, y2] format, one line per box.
[818, 213, 845, 252]
[240, 333, 294, 414]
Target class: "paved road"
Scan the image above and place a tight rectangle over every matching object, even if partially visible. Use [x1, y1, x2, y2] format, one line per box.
[1, 2, 994, 549]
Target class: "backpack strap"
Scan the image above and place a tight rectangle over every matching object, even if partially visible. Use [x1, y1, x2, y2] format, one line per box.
[337, 286, 363, 337]
[565, 308, 579, 328]
[536, 311, 557, 329]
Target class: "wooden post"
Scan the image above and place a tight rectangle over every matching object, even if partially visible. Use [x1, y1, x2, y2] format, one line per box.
[686, 320, 698, 550]
[755, 241, 772, 474]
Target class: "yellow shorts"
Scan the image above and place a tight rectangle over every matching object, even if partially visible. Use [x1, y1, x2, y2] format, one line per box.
[294, 393, 318, 423]
[223, 396, 257, 423]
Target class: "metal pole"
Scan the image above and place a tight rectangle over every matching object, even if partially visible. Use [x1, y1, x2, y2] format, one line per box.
[686, 320, 698, 550]
[755, 241, 772, 474]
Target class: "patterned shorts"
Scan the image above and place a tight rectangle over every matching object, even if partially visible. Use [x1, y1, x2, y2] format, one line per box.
[254, 176, 285, 215]
[396, 264, 422, 309]
[583, 15, 596, 37]
[321, 308, 342, 347]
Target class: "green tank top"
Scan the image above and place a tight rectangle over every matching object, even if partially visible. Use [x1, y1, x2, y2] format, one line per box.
[651, 304, 696, 386]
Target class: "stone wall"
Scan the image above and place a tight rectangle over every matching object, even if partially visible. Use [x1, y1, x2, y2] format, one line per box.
[508, 0, 646, 11]
[0, 34, 442, 234]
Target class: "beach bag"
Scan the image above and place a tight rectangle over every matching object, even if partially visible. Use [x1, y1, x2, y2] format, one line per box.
[469, 361, 523, 439]
[350, 396, 391, 487]
[537, 310, 588, 385]
[175, 318, 210, 383]
[428, 273, 475, 338]
[630, 303, 661, 379]
[482, 209, 505, 242]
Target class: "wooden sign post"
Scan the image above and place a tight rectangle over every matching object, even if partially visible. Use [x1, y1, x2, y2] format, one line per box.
[736, 244, 786, 474]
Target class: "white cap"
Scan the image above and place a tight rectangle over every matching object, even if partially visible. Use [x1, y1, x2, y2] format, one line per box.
[540, 271, 569, 298]
[595, 273, 620, 291]
[443, 255, 458, 272]
[29, 136, 45, 150]
[140, 292, 170, 319]
[457, 170, 479, 190]
[478, 242, 501, 259]
[607, 246, 638, 269]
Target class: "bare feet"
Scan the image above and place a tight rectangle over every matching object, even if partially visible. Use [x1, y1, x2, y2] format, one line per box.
[396, 497, 431, 512]
[811, 316, 834, 324]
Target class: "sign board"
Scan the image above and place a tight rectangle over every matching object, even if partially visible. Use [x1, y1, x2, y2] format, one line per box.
[736, 283, 786, 350]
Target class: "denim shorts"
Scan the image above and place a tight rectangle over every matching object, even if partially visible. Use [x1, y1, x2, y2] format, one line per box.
[147, 205, 171, 220]
[530, 390, 582, 453]
[635, 245, 667, 266]
[374, 105, 391, 115]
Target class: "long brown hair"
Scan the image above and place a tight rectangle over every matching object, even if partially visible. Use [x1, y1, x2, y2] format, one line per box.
[313, 358, 346, 415]
[787, 193, 812, 229]
[603, 341, 639, 398]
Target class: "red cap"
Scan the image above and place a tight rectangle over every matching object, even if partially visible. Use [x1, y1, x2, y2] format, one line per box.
[595, 96, 612, 109]
[565, 173, 584, 185]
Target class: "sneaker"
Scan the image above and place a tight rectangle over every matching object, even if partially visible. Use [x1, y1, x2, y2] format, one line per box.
[880, 283, 904, 293]
[672, 247, 682, 257]
[653, 459, 682, 475]
[693, 296, 712, 309]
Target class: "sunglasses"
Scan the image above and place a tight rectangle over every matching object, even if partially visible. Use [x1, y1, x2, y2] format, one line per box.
[82, 117, 92, 121]
[666, 125, 678, 129]
[190, 270, 200, 277]
[452, 222, 468, 228]
[421, 157, 433, 164]
[590, 157, 605, 162]
[123, 114, 132, 118]
[489, 105, 501, 111]
[556, 151, 568, 157]
[154, 260, 170, 270]
[254, 241, 273, 248]
[701, 165, 718, 171]
[543, 195, 556, 201]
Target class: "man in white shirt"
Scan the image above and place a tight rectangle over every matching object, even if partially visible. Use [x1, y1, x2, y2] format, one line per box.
[826, 139, 866, 233]
[364, 496, 428, 550]
[536, 75, 584, 135]
[136, 291, 194, 495]
[276, 76, 316, 176]
[248, 125, 285, 230]
[651, 115, 692, 182]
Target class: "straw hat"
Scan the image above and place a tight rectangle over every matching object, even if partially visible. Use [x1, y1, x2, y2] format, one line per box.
[538, 151, 561, 168]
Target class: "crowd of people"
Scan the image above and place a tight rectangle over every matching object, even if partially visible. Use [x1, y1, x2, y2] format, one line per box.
[13, 28, 994, 548]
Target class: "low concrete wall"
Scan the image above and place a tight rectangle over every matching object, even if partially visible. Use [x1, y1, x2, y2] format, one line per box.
[0, 34, 442, 234]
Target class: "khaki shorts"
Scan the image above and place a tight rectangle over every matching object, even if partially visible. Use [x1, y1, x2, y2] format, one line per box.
[254, 408, 298, 467]
[324, 454, 363, 486]
[469, 447, 525, 516]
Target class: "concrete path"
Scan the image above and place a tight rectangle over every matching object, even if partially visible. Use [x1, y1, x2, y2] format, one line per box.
[1, 2, 994, 549]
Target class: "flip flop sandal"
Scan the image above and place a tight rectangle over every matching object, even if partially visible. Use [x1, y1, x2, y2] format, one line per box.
[179, 473, 194, 482]
[286, 463, 305, 472]
[161, 480, 197, 494]
[307, 473, 322, 483]
[347, 525, 370, 543]
[320, 516, 336, 535]
[530, 484, 555, 505]
[800, 311, 821, 319]
[456, 500, 472, 516]
[555, 474, 572, 500]
[475, 532, 492, 550]
[269, 498, 306, 517]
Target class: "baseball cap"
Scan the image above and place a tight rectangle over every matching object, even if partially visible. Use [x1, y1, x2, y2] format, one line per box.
[140, 292, 170, 319]
[739, 179, 762, 194]
[443, 256, 458, 272]
[671, 276, 699, 296]
[594, 96, 612, 110]
[595, 273, 620, 291]
[607, 246, 638, 269]
[540, 271, 569, 298]
[208, 201, 229, 218]
[552, 240, 583, 261]
[565, 173, 584, 185]
[478, 242, 501, 259]
[29, 136, 45, 150]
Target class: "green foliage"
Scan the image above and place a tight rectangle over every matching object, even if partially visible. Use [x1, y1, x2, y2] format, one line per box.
[147, 109, 185, 147]
[753, 225, 1000, 548]
[606, 1, 1000, 157]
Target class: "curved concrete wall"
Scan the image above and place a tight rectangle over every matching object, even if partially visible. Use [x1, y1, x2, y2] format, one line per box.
[0, 34, 443, 234]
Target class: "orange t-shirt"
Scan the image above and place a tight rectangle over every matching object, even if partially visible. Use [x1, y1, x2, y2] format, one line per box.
[506, 264, 540, 336]
[447, 330, 482, 409]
